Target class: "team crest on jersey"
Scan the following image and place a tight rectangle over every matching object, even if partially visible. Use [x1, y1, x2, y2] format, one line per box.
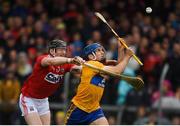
[90, 75, 105, 88]
[45, 72, 63, 84]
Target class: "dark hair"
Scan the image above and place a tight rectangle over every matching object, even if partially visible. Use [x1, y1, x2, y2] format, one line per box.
[48, 39, 67, 50]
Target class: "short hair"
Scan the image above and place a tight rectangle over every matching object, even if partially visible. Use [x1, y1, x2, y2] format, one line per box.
[48, 39, 67, 50]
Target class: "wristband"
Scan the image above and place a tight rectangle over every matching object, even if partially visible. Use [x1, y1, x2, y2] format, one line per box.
[67, 58, 72, 63]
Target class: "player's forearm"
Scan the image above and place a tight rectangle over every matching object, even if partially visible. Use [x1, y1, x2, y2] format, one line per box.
[115, 47, 133, 73]
[50, 57, 72, 65]
[104, 56, 130, 74]
[42, 57, 72, 66]
[117, 44, 124, 63]
[115, 56, 130, 74]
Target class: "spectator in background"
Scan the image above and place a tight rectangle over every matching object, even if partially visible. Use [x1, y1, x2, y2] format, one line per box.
[92, 30, 102, 43]
[27, 47, 37, 66]
[0, 2, 11, 22]
[167, 42, 180, 91]
[175, 87, 180, 100]
[117, 66, 134, 105]
[152, 86, 180, 110]
[0, 61, 6, 79]
[55, 19, 70, 42]
[106, 37, 118, 60]
[152, 80, 174, 103]
[171, 116, 180, 125]
[134, 105, 147, 125]
[134, 109, 171, 125]
[55, 111, 65, 125]
[0, 71, 20, 124]
[71, 32, 84, 57]
[17, 52, 32, 84]
[152, 49, 169, 84]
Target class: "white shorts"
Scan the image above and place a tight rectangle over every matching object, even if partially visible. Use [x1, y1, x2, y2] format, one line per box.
[19, 94, 50, 116]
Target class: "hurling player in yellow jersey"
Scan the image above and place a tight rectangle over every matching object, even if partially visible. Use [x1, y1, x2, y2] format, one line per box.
[65, 42, 133, 125]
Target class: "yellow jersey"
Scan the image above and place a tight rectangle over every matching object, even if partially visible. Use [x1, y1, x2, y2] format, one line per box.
[0, 79, 20, 102]
[72, 60, 105, 113]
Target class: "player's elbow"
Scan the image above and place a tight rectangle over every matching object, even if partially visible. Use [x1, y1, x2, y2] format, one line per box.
[113, 64, 126, 74]
[104, 67, 124, 75]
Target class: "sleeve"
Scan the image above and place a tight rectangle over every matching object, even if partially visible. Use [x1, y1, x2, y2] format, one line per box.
[35, 55, 47, 68]
[36, 55, 46, 65]
[65, 64, 76, 72]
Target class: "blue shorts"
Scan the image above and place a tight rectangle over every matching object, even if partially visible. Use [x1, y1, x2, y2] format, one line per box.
[65, 103, 105, 125]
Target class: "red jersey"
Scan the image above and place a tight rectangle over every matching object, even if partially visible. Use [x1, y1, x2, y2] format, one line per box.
[21, 55, 74, 99]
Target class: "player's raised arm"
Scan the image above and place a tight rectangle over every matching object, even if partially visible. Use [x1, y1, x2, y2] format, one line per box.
[83, 42, 132, 75]
[41, 56, 85, 67]
[41, 40, 85, 67]
[101, 40, 125, 66]
[117, 41, 125, 63]
[103, 48, 133, 74]
[41, 56, 73, 66]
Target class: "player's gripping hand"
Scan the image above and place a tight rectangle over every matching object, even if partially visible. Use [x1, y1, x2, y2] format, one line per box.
[117, 41, 125, 50]
[71, 56, 85, 65]
[125, 48, 133, 58]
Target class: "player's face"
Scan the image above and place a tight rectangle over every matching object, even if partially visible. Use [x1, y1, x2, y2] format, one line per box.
[95, 47, 106, 61]
[55, 48, 66, 57]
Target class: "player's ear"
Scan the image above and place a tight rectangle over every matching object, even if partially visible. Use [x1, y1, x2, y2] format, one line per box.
[88, 54, 94, 60]
[49, 49, 55, 57]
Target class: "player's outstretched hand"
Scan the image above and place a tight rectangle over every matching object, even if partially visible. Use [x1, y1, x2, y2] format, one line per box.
[72, 56, 85, 65]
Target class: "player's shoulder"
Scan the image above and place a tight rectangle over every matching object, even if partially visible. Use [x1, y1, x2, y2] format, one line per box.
[37, 54, 49, 59]
[34, 54, 49, 66]
[36, 54, 49, 61]
[87, 60, 104, 67]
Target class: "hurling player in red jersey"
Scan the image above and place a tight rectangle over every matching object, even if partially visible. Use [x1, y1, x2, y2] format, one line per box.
[19, 39, 85, 125]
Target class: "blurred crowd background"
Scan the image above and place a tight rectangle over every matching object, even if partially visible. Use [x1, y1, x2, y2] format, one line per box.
[0, 0, 179, 125]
